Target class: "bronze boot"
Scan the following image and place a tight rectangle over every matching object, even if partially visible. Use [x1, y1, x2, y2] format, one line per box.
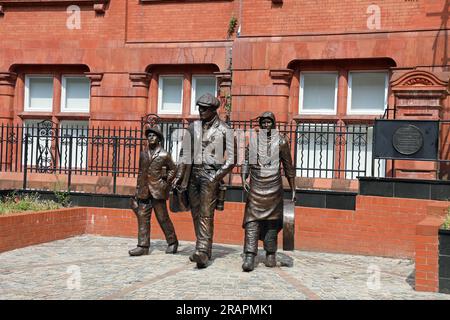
[265, 252, 277, 267]
[192, 250, 209, 269]
[165, 241, 179, 254]
[242, 253, 256, 272]
[128, 246, 149, 256]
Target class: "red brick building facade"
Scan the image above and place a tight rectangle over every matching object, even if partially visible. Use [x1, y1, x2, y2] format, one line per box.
[0, 0, 449, 183]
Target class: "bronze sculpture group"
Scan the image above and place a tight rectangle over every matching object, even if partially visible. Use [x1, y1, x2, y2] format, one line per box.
[130, 93, 296, 272]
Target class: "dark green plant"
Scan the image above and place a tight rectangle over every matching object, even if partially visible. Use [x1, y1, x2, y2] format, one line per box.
[227, 16, 238, 38]
[224, 93, 232, 113]
[443, 207, 450, 230]
[53, 189, 71, 208]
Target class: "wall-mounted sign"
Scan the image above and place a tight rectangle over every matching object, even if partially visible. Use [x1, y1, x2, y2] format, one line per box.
[374, 120, 439, 161]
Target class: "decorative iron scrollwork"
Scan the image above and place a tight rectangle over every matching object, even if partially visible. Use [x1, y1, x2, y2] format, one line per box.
[352, 133, 367, 147]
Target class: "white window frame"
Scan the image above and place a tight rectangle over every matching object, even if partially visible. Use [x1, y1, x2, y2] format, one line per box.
[158, 75, 184, 115]
[59, 120, 89, 169]
[347, 70, 389, 115]
[299, 71, 338, 115]
[190, 75, 217, 115]
[61, 75, 91, 113]
[24, 75, 54, 112]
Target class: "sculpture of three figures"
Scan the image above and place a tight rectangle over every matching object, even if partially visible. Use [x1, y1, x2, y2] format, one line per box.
[130, 93, 296, 272]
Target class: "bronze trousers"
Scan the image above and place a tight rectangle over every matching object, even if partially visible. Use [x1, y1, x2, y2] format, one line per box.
[134, 198, 178, 248]
[243, 220, 279, 255]
[188, 167, 220, 257]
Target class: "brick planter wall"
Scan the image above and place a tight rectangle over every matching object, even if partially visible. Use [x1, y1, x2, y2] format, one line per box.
[0, 207, 87, 253]
[296, 196, 447, 258]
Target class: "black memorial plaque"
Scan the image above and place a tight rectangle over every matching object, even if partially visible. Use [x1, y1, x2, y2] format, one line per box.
[374, 120, 439, 161]
[392, 125, 424, 155]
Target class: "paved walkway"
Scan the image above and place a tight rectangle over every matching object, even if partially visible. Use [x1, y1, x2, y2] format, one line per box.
[0, 235, 449, 300]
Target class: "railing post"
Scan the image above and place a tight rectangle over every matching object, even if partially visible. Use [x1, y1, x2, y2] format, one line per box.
[68, 136, 73, 192]
[23, 133, 28, 190]
[112, 136, 118, 194]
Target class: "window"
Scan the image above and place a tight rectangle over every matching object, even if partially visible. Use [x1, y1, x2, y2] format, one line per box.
[296, 123, 335, 178]
[300, 72, 338, 115]
[24, 76, 54, 112]
[347, 71, 388, 115]
[345, 126, 386, 179]
[61, 76, 90, 113]
[23, 120, 89, 169]
[158, 76, 183, 115]
[23, 120, 53, 167]
[191, 76, 217, 114]
[59, 121, 89, 169]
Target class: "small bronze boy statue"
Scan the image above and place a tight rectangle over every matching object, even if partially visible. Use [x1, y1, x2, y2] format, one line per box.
[129, 124, 179, 256]
[241, 111, 296, 272]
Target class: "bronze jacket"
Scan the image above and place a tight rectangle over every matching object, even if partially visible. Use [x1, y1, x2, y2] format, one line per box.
[136, 145, 176, 200]
[176, 115, 236, 186]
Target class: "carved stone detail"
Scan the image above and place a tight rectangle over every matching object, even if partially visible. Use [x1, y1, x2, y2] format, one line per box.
[0, 72, 17, 86]
[84, 72, 104, 87]
[404, 78, 433, 86]
[214, 71, 232, 89]
[129, 72, 152, 88]
[391, 70, 448, 89]
[269, 69, 294, 86]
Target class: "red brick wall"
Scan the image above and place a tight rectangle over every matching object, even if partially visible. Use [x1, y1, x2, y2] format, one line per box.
[0, 0, 448, 125]
[241, 0, 446, 36]
[415, 216, 443, 292]
[126, 1, 237, 42]
[296, 196, 447, 259]
[1, 197, 446, 259]
[86, 202, 246, 246]
[84, 196, 449, 260]
[0, 207, 86, 253]
[414, 203, 449, 292]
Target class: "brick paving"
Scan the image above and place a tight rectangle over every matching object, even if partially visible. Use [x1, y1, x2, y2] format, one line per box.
[0, 235, 449, 300]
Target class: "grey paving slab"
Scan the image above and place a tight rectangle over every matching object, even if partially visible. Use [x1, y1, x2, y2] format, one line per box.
[0, 235, 449, 300]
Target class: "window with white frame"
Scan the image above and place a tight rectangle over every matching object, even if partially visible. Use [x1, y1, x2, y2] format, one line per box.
[23, 119, 53, 167]
[59, 121, 89, 169]
[296, 123, 335, 178]
[158, 76, 183, 114]
[300, 72, 338, 115]
[191, 76, 217, 114]
[61, 76, 90, 113]
[24, 76, 54, 112]
[345, 125, 386, 179]
[347, 71, 388, 115]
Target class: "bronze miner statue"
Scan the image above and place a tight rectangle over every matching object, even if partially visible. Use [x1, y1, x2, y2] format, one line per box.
[173, 93, 235, 268]
[241, 111, 296, 272]
[129, 123, 179, 256]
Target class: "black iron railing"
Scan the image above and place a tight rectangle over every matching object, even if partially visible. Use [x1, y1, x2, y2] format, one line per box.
[0, 119, 409, 193]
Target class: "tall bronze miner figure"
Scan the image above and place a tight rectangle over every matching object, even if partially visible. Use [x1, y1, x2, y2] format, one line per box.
[130, 124, 179, 256]
[241, 111, 296, 272]
[173, 93, 236, 268]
